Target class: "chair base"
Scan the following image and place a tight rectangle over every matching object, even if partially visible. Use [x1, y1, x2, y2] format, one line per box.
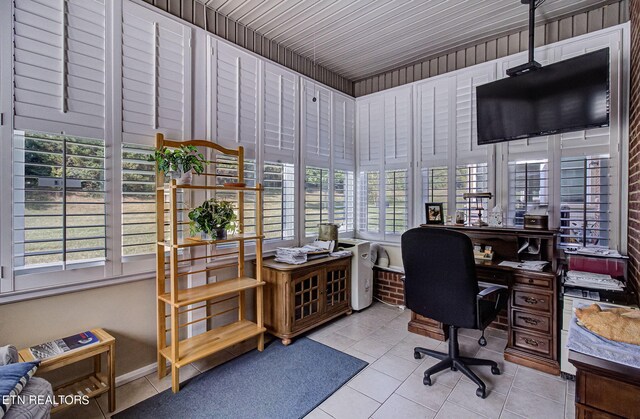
[414, 325, 500, 399]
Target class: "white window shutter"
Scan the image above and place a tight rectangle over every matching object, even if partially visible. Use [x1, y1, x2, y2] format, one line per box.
[13, 0, 106, 139]
[263, 63, 297, 163]
[416, 79, 449, 164]
[332, 94, 355, 167]
[455, 64, 494, 161]
[303, 80, 331, 166]
[554, 33, 616, 156]
[214, 42, 259, 158]
[357, 98, 383, 167]
[122, 1, 192, 145]
[384, 87, 411, 165]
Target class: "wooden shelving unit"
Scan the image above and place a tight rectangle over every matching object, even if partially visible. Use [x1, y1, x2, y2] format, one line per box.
[155, 133, 265, 393]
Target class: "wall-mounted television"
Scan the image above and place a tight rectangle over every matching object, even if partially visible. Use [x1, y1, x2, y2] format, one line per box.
[476, 48, 610, 145]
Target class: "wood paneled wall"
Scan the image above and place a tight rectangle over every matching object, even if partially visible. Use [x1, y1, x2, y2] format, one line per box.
[354, 0, 628, 97]
[628, 0, 640, 302]
[141, 0, 354, 95]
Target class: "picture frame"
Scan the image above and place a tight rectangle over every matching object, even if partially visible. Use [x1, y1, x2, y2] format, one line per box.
[425, 203, 444, 224]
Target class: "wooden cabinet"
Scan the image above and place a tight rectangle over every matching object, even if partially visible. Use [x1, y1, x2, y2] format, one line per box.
[260, 255, 352, 345]
[569, 351, 640, 419]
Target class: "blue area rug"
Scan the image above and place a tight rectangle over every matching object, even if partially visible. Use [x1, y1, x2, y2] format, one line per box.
[114, 337, 367, 419]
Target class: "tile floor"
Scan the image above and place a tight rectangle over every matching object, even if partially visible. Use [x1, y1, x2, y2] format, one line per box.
[53, 302, 575, 419]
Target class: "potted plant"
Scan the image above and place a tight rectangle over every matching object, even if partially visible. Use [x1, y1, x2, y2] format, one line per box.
[154, 145, 208, 184]
[188, 198, 237, 240]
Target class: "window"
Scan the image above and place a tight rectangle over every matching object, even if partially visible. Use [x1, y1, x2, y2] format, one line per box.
[456, 163, 489, 225]
[13, 131, 106, 272]
[122, 144, 156, 257]
[508, 160, 549, 227]
[385, 170, 408, 234]
[263, 162, 295, 241]
[358, 171, 380, 233]
[304, 167, 330, 237]
[422, 167, 448, 220]
[334, 170, 355, 232]
[560, 156, 611, 248]
[214, 154, 257, 235]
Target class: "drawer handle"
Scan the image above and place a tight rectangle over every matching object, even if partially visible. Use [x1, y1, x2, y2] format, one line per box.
[528, 279, 534, 284]
[520, 316, 539, 325]
[522, 337, 539, 347]
[521, 296, 544, 305]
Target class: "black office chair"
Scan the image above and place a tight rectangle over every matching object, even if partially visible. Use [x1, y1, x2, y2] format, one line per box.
[401, 228, 509, 398]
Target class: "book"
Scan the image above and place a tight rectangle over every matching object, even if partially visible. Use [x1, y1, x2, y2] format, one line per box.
[29, 331, 99, 360]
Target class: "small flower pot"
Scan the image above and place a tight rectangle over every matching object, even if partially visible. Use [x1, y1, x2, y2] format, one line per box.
[213, 227, 227, 240]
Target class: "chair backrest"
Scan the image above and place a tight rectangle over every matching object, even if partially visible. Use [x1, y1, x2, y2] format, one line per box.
[402, 228, 479, 328]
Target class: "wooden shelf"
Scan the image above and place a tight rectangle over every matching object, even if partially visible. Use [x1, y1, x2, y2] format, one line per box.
[158, 234, 264, 248]
[157, 184, 262, 191]
[158, 277, 264, 307]
[51, 373, 110, 413]
[159, 320, 266, 367]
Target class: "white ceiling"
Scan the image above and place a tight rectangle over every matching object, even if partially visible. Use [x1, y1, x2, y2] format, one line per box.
[199, 0, 610, 81]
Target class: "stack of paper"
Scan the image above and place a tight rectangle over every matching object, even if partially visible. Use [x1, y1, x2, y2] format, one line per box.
[565, 270, 625, 291]
[498, 260, 548, 271]
[275, 245, 328, 264]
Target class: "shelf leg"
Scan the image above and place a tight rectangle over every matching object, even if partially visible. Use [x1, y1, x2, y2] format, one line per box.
[258, 333, 264, 351]
[171, 364, 180, 393]
[108, 343, 116, 412]
[158, 354, 167, 379]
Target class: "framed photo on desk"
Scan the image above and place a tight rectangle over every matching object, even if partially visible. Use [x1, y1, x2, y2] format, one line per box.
[425, 203, 444, 224]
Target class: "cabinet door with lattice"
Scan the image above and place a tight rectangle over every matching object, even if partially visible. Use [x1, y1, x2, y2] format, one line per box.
[290, 269, 324, 332]
[325, 260, 351, 315]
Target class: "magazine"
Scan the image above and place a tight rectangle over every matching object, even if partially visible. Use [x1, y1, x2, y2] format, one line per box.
[29, 331, 99, 360]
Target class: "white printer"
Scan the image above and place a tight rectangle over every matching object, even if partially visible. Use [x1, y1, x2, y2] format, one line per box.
[338, 239, 373, 311]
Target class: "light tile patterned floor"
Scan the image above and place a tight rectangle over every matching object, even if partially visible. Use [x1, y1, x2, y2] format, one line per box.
[54, 302, 575, 419]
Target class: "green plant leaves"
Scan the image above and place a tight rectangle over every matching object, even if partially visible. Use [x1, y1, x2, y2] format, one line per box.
[188, 198, 238, 237]
[154, 146, 209, 175]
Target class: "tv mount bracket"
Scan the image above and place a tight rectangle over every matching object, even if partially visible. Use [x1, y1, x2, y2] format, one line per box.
[506, 0, 546, 77]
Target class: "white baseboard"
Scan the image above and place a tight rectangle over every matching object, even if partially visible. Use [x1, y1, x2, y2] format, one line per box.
[115, 362, 158, 387]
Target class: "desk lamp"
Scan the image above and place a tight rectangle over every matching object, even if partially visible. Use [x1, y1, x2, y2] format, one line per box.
[462, 192, 493, 226]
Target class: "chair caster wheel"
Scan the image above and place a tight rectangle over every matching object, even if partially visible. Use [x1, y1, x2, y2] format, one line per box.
[491, 366, 501, 375]
[423, 376, 432, 386]
[414, 351, 422, 360]
[476, 387, 486, 398]
[478, 336, 487, 346]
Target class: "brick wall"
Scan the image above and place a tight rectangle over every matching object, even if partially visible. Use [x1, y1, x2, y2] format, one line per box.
[373, 268, 405, 306]
[629, 0, 640, 302]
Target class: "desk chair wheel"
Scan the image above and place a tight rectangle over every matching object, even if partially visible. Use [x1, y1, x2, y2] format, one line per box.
[478, 336, 487, 346]
[491, 366, 500, 375]
[476, 387, 486, 398]
[414, 351, 423, 360]
[423, 376, 432, 386]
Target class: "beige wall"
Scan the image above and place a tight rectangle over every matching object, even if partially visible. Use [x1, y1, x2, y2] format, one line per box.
[0, 278, 157, 377]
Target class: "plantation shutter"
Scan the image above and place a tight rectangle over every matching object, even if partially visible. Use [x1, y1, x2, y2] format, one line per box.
[383, 87, 412, 165]
[13, 0, 106, 139]
[455, 64, 494, 162]
[555, 34, 616, 155]
[122, 1, 192, 145]
[303, 80, 331, 167]
[213, 41, 259, 158]
[263, 63, 297, 163]
[416, 78, 450, 164]
[357, 98, 383, 167]
[332, 94, 355, 168]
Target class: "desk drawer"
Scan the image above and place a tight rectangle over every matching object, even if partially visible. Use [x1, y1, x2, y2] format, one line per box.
[477, 268, 511, 286]
[514, 274, 553, 290]
[512, 310, 551, 334]
[512, 330, 552, 357]
[512, 290, 552, 313]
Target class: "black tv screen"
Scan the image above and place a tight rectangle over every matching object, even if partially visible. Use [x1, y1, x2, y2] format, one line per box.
[476, 48, 610, 145]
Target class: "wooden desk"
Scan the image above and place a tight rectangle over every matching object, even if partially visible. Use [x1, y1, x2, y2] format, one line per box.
[19, 328, 116, 414]
[569, 350, 640, 419]
[409, 225, 561, 375]
[259, 255, 352, 345]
